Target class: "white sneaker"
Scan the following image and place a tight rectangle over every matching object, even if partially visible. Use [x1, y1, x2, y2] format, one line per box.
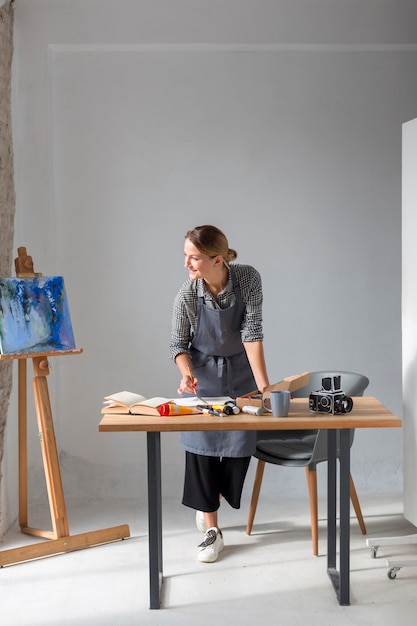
[196, 510, 205, 533]
[197, 527, 224, 563]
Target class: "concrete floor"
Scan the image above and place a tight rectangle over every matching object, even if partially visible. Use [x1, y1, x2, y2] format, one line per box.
[1, 493, 417, 625]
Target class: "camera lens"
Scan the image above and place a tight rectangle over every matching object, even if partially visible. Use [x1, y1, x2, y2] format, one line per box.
[337, 395, 353, 413]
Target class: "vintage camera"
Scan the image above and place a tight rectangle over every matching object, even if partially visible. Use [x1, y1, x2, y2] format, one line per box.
[309, 375, 353, 414]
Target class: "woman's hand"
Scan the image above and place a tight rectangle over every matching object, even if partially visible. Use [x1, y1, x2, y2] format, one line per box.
[175, 353, 199, 395]
[177, 374, 198, 396]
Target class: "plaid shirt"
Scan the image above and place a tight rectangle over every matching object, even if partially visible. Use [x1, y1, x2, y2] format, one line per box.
[170, 263, 264, 360]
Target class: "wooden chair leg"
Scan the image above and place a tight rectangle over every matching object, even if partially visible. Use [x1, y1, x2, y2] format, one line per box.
[349, 474, 367, 535]
[305, 466, 319, 556]
[246, 460, 266, 535]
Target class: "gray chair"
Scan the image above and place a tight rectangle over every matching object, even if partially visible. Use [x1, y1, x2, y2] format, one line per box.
[246, 370, 369, 555]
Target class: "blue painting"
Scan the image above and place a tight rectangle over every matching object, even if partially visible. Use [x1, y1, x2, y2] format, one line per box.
[0, 276, 76, 355]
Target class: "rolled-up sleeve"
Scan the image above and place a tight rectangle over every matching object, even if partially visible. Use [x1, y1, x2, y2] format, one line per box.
[238, 267, 264, 343]
[170, 283, 198, 360]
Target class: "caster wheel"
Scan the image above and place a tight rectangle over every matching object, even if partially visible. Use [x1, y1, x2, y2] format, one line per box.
[387, 568, 399, 580]
[371, 547, 378, 559]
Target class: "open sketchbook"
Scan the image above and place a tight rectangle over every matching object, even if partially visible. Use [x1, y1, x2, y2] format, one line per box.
[102, 391, 234, 416]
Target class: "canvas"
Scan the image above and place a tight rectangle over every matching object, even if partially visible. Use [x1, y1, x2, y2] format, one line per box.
[0, 276, 76, 355]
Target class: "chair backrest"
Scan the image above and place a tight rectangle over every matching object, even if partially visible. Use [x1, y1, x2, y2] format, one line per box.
[291, 370, 370, 398]
[292, 370, 370, 466]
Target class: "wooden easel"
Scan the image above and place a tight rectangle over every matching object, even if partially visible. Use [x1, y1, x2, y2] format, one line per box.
[0, 248, 130, 567]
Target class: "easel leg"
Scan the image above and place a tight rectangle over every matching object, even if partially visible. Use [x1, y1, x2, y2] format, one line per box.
[32, 359, 69, 538]
[18, 359, 28, 531]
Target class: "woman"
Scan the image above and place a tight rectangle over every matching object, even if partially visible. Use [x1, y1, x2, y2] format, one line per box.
[170, 225, 269, 563]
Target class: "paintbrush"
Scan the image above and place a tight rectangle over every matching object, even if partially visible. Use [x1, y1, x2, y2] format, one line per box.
[187, 364, 208, 405]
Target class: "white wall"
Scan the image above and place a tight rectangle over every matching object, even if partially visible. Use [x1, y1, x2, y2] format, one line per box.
[4, 0, 417, 526]
[402, 117, 417, 526]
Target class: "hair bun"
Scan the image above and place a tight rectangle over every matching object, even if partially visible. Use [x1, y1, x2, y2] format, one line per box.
[227, 248, 238, 262]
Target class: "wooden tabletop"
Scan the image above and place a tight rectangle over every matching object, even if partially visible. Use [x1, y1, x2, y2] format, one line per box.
[99, 396, 402, 433]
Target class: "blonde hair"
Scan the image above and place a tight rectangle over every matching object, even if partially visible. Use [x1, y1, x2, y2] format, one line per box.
[185, 225, 237, 264]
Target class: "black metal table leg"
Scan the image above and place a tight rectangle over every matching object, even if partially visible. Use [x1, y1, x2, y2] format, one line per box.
[327, 429, 337, 572]
[147, 431, 163, 609]
[339, 428, 351, 605]
[327, 428, 351, 606]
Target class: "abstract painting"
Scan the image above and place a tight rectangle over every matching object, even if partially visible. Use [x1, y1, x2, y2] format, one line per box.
[0, 276, 76, 355]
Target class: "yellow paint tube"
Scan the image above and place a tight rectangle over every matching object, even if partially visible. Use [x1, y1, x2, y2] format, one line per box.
[158, 403, 201, 416]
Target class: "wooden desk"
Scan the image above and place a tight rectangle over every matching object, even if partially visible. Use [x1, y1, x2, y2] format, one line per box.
[99, 396, 401, 609]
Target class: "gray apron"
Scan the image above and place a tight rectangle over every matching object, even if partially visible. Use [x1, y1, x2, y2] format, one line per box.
[180, 269, 257, 457]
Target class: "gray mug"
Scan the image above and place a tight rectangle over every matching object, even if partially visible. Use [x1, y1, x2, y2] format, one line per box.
[263, 390, 291, 417]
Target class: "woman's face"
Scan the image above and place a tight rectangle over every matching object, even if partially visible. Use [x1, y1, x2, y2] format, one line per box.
[184, 238, 219, 281]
